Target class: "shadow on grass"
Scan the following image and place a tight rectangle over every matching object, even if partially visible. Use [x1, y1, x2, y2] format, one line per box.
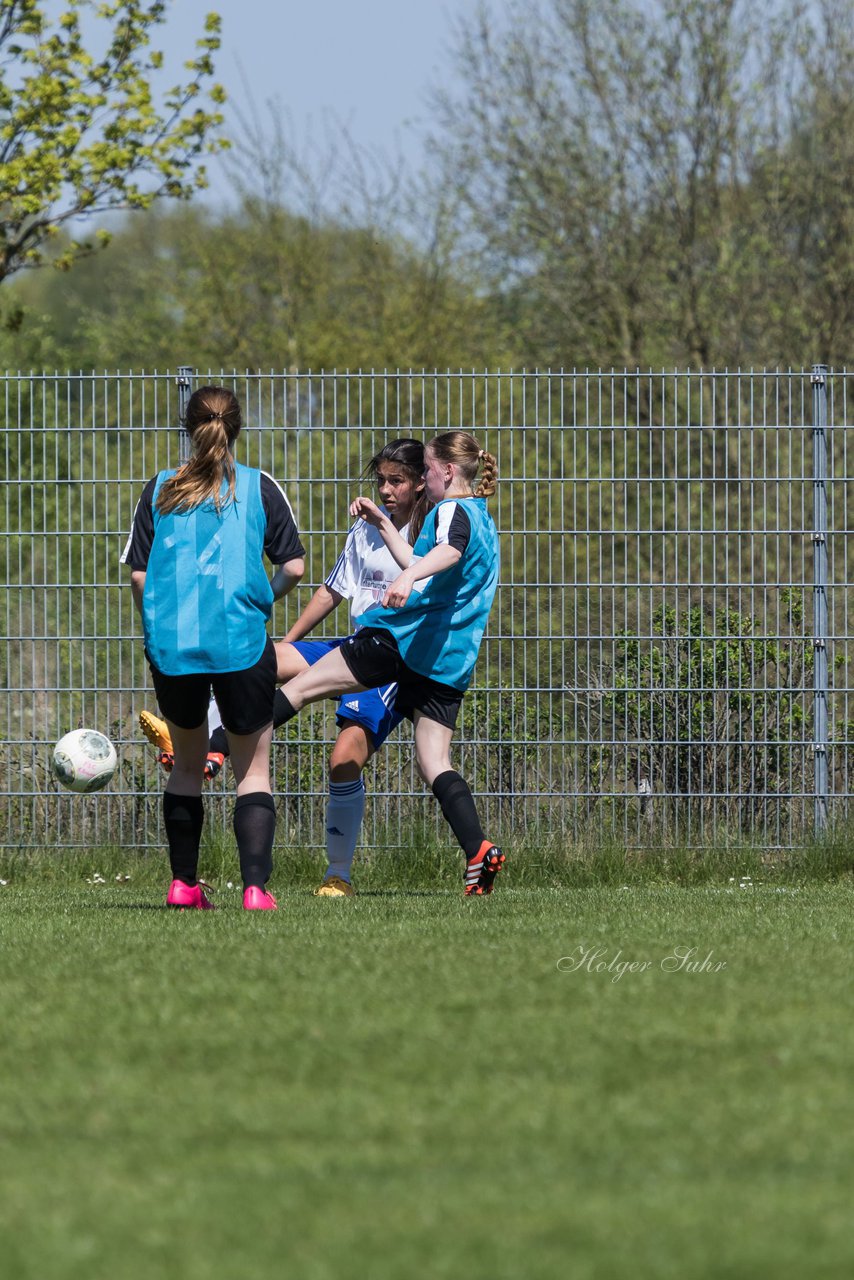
[82, 901, 178, 911]
[81, 888, 453, 910]
[321, 888, 450, 899]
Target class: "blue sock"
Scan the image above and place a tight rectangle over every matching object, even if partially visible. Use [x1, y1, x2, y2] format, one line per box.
[325, 779, 366, 882]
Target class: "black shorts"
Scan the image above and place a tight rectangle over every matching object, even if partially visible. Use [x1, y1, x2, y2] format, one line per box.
[147, 638, 278, 735]
[339, 628, 464, 730]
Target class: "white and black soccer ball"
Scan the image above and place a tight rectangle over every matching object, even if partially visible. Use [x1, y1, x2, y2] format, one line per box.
[52, 729, 117, 794]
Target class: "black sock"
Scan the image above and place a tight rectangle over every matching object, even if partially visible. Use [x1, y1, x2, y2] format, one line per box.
[163, 792, 204, 885]
[273, 689, 298, 728]
[233, 792, 277, 890]
[209, 725, 229, 756]
[431, 770, 487, 860]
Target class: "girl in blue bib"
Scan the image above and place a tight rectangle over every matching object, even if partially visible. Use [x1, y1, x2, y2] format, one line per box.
[124, 387, 304, 910]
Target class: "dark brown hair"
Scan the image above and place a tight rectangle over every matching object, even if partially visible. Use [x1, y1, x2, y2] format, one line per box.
[365, 437, 428, 544]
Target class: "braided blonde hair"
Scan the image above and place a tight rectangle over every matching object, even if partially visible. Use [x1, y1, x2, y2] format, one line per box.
[428, 431, 497, 498]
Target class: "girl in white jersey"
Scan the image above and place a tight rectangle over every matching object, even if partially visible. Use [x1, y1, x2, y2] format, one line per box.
[140, 439, 427, 896]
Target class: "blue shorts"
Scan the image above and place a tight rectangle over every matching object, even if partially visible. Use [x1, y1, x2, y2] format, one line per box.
[291, 638, 403, 751]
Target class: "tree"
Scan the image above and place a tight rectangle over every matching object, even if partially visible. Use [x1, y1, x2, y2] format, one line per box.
[207, 100, 509, 371]
[0, 101, 507, 372]
[429, 0, 854, 369]
[745, 1, 854, 367]
[0, 199, 507, 371]
[0, 0, 225, 285]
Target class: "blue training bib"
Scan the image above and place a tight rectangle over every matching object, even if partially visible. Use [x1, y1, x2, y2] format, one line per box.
[142, 462, 274, 675]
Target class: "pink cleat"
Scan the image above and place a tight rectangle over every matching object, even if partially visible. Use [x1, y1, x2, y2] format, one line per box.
[243, 886, 277, 911]
[167, 879, 215, 910]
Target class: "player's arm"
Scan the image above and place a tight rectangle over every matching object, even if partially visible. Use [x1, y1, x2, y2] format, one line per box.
[122, 480, 156, 617]
[382, 501, 470, 609]
[130, 570, 146, 615]
[285, 517, 361, 640]
[284, 583, 344, 642]
[349, 496, 416, 568]
[381, 543, 460, 609]
[270, 558, 305, 600]
[261, 472, 305, 602]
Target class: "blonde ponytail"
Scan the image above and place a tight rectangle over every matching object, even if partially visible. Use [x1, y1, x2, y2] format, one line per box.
[156, 387, 242, 516]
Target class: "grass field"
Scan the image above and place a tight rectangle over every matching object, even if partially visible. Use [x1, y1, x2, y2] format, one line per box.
[0, 853, 852, 1279]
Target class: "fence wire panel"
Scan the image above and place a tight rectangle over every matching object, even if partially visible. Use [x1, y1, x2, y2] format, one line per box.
[0, 368, 844, 853]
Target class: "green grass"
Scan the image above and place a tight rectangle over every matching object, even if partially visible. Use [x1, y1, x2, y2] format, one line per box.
[3, 823, 854, 890]
[0, 869, 852, 1279]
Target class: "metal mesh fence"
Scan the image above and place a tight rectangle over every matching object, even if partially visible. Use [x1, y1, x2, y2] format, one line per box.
[0, 366, 848, 853]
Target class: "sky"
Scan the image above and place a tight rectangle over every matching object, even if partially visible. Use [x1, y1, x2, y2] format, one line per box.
[201, 0, 485, 165]
[90, 0, 503, 176]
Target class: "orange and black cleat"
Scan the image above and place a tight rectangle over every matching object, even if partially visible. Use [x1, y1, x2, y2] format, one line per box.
[154, 749, 224, 780]
[203, 752, 225, 780]
[464, 842, 506, 896]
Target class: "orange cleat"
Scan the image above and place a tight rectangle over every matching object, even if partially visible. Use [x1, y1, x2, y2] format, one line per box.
[464, 843, 505, 896]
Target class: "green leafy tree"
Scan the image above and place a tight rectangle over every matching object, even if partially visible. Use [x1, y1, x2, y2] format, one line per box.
[0, 198, 506, 373]
[745, 8, 854, 367]
[430, 0, 854, 369]
[0, 0, 225, 285]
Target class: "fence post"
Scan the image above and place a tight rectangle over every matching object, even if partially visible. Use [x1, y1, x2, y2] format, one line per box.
[810, 363, 829, 835]
[176, 365, 194, 464]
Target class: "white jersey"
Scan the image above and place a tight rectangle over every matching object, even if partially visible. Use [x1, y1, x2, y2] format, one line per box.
[326, 512, 413, 627]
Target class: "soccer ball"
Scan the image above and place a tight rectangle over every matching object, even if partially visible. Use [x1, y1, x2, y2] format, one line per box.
[52, 729, 117, 793]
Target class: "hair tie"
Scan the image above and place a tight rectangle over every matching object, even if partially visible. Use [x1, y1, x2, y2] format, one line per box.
[478, 449, 485, 460]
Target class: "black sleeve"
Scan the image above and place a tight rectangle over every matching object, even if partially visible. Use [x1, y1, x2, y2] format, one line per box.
[260, 472, 305, 564]
[446, 503, 472, 555]
[121, 477, 157, 571]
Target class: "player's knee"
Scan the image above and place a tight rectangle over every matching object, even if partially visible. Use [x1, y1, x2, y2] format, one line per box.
[329, 734, 370, 780]
[329, 748, 366, 782]
[275, 640, 308, 684]
[414, 751, 448, 788]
